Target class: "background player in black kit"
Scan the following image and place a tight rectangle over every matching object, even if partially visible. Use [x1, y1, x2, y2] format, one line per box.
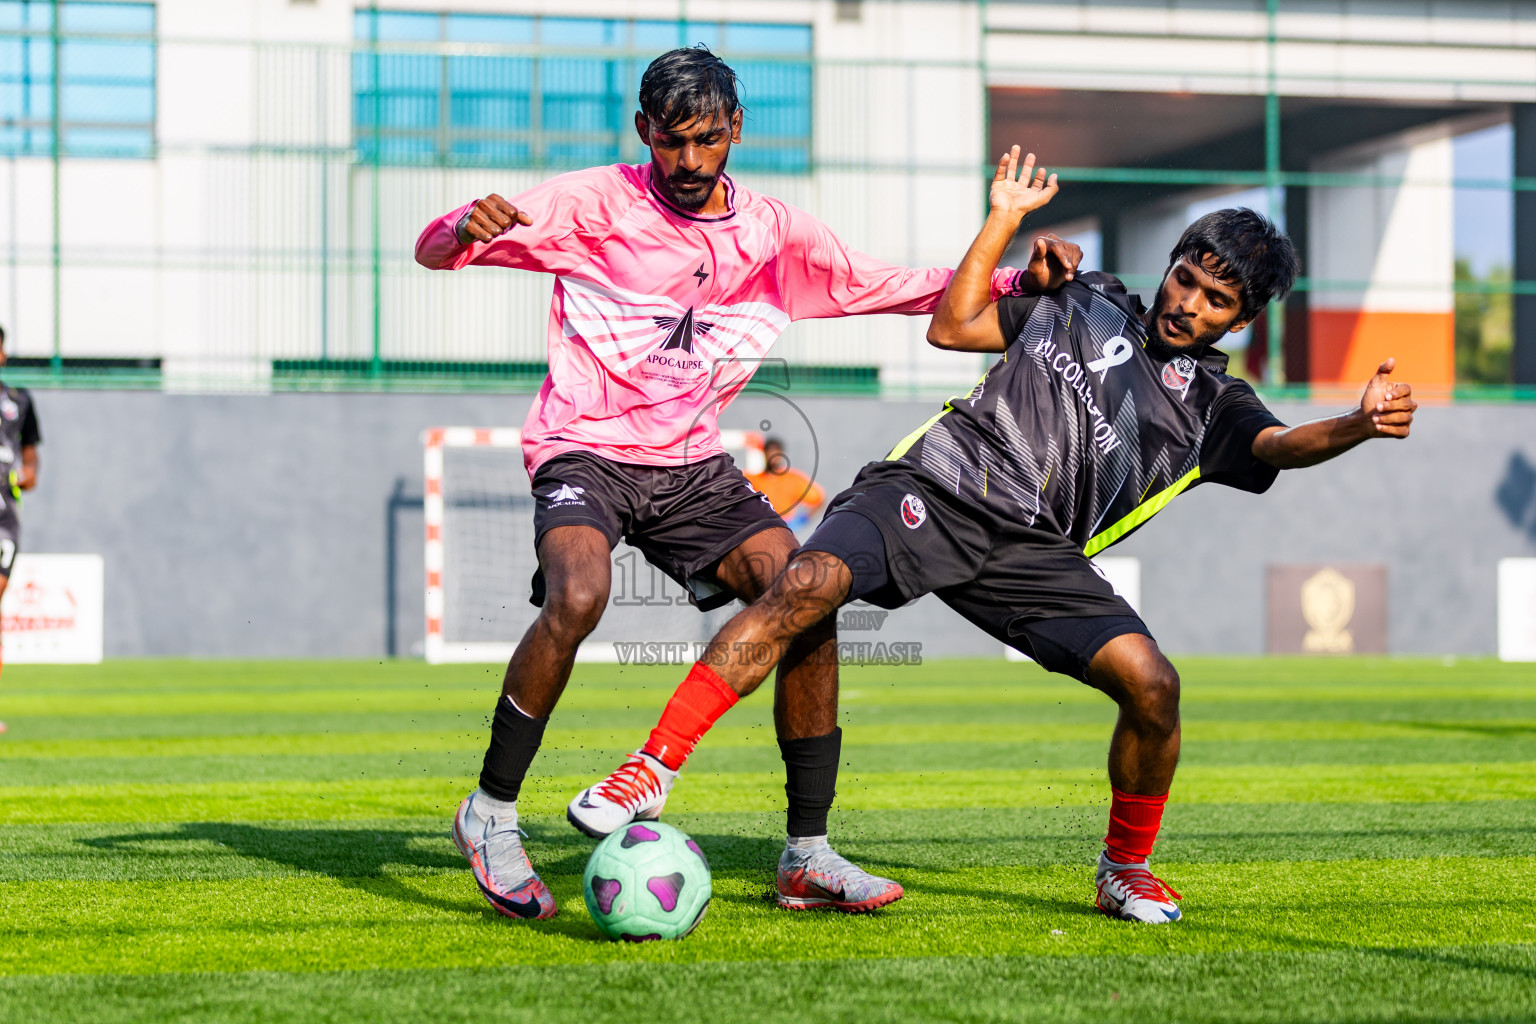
[0, 325, 42, 736]
[574, 147, 1418, 921]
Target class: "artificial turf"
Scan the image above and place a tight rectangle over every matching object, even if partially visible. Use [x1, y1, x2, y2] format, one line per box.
[2, 657, 1534, 1022]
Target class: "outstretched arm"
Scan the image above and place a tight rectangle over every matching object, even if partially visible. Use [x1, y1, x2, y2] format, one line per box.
[413, 169, 626, 274]
[927, 147, 1064, 352]
[775, 198, 1068, 320]
[1252, 358, 1416, 469]
[414, 194, 532, 270]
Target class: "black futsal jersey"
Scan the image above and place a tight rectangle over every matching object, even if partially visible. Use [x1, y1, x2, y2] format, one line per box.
[0, 383, 40, 572]
[887, 272, 1282, 555]
[804, 272, 1286, 675]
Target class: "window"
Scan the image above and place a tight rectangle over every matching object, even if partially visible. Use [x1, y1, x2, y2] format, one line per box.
[354, 12, 811, 173]
[0, 0, 156, 158]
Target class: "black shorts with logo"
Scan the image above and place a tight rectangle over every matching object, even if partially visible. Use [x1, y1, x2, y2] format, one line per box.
[529, 450, 786, 612]
[800, 460, 1150, 682]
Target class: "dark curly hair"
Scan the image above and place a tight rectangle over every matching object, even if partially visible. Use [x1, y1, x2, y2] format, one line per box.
[1168, 208, 1301, 322]
[638, 46, 742, 132]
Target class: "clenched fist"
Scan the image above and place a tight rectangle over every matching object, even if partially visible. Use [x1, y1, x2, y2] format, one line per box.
[455, 194, 532, 244]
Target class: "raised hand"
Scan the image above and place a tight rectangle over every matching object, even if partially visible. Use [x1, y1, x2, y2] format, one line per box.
[456, 194, 532, 244]
[990, 146, 1058, 220]
[1359, 358, 1416, 439]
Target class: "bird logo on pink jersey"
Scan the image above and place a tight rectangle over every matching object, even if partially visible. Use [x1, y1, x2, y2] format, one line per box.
[653, 308, 716, 355]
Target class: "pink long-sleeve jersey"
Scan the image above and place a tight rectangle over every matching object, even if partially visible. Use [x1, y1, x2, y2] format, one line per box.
[415, 162, 1024, 477]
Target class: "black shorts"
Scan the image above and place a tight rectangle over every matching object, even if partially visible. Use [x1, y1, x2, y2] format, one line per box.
[800, 462, 1150, 682]
[529, 450, 786, 612]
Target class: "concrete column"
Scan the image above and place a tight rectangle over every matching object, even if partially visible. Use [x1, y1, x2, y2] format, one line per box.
[1307, 130, 1455, 388]
[1514, 105, 1536, 385]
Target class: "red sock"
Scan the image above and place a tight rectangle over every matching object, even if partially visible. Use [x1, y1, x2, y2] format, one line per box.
[1103, 787, 1168, 864]
[641, 662, 739, 770]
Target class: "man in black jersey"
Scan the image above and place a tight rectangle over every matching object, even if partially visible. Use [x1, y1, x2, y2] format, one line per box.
[575, 148, 1417, 922]
[0, 325, 42, 737]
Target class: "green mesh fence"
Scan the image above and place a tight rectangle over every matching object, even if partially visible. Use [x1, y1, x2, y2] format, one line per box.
[0, 2, 1529, 398]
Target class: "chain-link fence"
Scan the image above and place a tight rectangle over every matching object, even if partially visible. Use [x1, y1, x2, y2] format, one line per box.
[1, 1, 1532, 399]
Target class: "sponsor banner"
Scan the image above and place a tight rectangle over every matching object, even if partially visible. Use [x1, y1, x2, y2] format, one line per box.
[1498, 558, 1536, 662]
[1267, 563, 1387, 655]
[1, 553, 104, 664]
[1006, 556, 1140, 662]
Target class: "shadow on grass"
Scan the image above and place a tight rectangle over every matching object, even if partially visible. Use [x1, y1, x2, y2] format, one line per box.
[82, 822, 484, 917]
[75, 823, 795, 941]
[1374, 944, 1536, 982]
[1404, 720, 1536, 738]
[908, 877, 1095, 918]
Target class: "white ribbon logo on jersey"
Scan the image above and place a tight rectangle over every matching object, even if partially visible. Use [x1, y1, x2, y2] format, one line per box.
[900, 493, 927, 529]
[1161, 355, 1198, 399]
[1030, 335, 1125, 455]
[1086, 335, 1134, 379]
[546, 483, 587, 507]
[0, 397, 17, 421]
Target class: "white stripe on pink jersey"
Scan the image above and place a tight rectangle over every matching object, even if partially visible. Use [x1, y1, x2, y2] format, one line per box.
[415, 163, 1023, 477]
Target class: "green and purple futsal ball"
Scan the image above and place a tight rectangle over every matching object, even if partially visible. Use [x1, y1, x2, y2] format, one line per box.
[582, 821, 712, 941]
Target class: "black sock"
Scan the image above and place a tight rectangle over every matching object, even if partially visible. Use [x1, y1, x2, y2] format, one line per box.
[779, 727, 841, 838]
[478, 696, 548, 803]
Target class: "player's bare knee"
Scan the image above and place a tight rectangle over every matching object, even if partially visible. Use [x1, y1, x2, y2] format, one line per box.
[784, 550, 849, 594]
[742, 582, 828, 647]
[1128, 661, 1180, 734]
[771, 552, 849, 629]
[540, 579, 608, 643]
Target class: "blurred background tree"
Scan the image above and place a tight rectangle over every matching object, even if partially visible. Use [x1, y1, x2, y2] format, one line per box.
[1455, 258, 1513, 384]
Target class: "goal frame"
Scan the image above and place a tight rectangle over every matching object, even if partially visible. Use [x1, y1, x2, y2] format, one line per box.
[423, 427, 762, 665]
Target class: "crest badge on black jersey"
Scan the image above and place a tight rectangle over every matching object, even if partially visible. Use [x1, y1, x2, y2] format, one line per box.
[1160, 355, 1198, 400]
[900, 493, 927, 529]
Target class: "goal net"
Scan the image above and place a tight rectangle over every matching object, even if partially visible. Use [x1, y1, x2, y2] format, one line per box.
[424, 428, 765, 665]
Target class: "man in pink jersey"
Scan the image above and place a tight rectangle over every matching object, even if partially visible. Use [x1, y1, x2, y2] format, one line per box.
[415, 47, 1078, 921]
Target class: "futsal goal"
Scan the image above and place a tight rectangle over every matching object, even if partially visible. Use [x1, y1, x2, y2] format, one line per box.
[424, 428, 765, 665]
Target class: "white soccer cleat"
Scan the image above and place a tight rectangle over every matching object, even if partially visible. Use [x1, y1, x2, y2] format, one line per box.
[777, 840, 904, 913]
[567, 750, 676, 838]
[451, 790, 557, 920]
[1095, 851, 1182, 923]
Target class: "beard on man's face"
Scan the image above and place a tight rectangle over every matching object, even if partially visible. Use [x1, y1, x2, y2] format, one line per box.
[656, 148, 729, 212]
[1143, 285, 1232, 362]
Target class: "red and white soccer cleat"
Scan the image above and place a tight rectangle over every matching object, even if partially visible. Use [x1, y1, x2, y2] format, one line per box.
[566, 750, 676, 839]
[452, 790, 557, 921]
[1095, 851, 1182, 923]
[776, 840, 904, 913]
